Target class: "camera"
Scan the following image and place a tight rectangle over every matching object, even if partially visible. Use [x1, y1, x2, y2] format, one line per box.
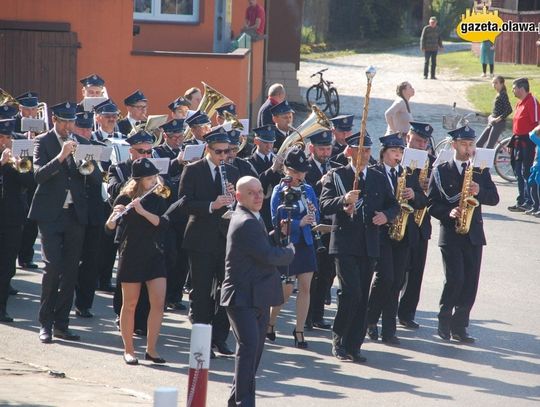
[280, 177, 301, 210]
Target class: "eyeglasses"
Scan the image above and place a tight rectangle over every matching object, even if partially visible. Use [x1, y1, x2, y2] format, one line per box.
[210, 148, 231, 155]
[134, 148, 153, 154]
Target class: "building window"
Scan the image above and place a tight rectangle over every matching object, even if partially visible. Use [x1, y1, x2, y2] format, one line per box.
[134, 0, 200, 23]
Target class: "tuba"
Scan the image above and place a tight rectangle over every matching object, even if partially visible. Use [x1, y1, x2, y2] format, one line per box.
[413, 159, 430, 226]
[276, 105, 333, 157]
[184, 82, 233, 141]
[389, 168, 414, 241]
[455, 164, 479, 234]
[127, 114, 168, 147]
[0, 88, 18, 106]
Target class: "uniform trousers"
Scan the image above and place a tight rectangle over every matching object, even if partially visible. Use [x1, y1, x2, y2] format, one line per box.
[308, 233, 335, 322]
[0, 225, 23, 309]
[165, 223, 189, 303]
[333, 255, 375, 352]
[97, 205, 117, 288]
[439, 244, 483, 331]
[75, 224, 103, 310]
[398, 236, 429, 322]
[38, 207, 85, 330]
[226, 305, 269, 407]
[18, 219, 38, 264]
[367, 239, 410, 339]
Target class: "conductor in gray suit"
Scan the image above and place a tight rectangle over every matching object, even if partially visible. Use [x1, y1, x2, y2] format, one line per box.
[221, 176, 295, 407]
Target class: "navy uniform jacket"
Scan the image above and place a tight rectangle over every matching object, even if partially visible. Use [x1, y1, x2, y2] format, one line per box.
[320, 164, 400, 258]
[220, 205, 294, 308]
[257, 98, 274, 127]
[331, 142, 346, 159]
[107, 160, 132, 205]
[248, 152, 281, 228]
[0, 162, 34, 226]
[117, 118, 134, 137]
[372, 163, 428, 247]
[232, 157, 258, 178]
[153, 143, 184, 200]
[28, 130, 101, 224]
[173, 158, 239, 255]
[332, 152, 377, 167]
[428, 160, 499, 247]
[305, 157, 340, 197]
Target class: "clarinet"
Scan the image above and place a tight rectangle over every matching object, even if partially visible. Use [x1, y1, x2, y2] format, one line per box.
[300, 183, 326, 254]
[219, 159, 235, 219]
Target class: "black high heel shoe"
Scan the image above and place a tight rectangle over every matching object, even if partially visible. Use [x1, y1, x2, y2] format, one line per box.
[266, 325, 276, 342]
[292, 329, 308, 349]
[145, 352, 166, 364]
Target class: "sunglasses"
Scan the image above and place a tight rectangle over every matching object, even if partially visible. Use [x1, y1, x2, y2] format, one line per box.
[210, 148, 231, 155]
[134, 148, 153, 154]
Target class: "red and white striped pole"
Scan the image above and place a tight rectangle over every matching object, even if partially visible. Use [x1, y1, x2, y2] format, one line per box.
[187, 324, 212, 407]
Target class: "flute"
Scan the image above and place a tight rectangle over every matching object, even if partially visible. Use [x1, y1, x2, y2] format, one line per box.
[110, 183, 159, 222]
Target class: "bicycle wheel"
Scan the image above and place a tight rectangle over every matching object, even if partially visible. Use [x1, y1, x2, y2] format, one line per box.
[327, 87, 340, 117]
[306, 85, 326, 111]
[494, 136, 516, 182]
[434, 138, 452, 156]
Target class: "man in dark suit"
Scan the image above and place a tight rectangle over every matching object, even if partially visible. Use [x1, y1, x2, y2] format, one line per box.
[72, 112, 107, 318]
[398, 122, 436, 329]
[175, 127, 240, 356]
[183, 110, 211, 146]
[320, 133, 399, 362]
[330, 114, 354, 163]
[226, 129, 258, 178]
[428, 125, 499, 342]
[257, 83, 286, 127]
[79, 73, 106, 98]
[247, 125, 283, 230]
[0, 119, 35, 321]
[221, 176, 294, 407]
[304, 129, 339, 330]
[270, 100, 294, 153]
[117, 90, 148, 137]
[92, 99, 125, 142]
[366, 133, 427, 345]
[28, 102, 101, 343]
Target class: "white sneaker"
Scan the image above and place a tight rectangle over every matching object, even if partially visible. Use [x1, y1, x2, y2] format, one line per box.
[490, 73, 494, 78]
[481, 73, 487, 77]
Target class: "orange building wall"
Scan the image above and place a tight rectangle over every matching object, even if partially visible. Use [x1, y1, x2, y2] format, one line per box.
[1, 0, 263, 123]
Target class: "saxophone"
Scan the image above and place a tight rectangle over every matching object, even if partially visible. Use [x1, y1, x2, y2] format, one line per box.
[389, 168, 414, 241]
[413, 160, 429, 226]
[455, 163, 479, 234]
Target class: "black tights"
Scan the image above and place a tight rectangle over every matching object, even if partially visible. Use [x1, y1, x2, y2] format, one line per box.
[482, 63, 494, 74]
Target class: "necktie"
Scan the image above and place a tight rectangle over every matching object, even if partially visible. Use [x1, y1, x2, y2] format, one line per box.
[264, 155, 270, 166]
[390, 167, 397, 191]
[321, 161, 328, 175]
[461, 162, 468, 176]
[214, 166, 222, 194]
[358, 172, 365, 193]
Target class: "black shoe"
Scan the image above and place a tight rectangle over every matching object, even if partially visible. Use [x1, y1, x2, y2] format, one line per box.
[399, 319, 420, 329]
[75, 308, 93, 318]
[423, 76, 428, 80]
[98, 283, 115, 293]
[39, 327, 52, 344]
[134, 328, 147, 337]
[312, 320, 332, 330]
[123, 353, 139, 365]
[451, 330, 476, 343]
[166, 301, 187, 311]
[430, 76, 437, 80]
[382, 336, 401, 345]
[332, 344, 349, 361]
[19, 262, 39, 269]
[304, 318, 314, 331]
[0, 310, 14, 323]
[210, 349, 216, 359]
[508, 204, 526, 212]
[8, 285, 18, 296]
[145, 352, 166, 364]
[346, 350, 367, 363]
[53, 328, 80, 341]
[212, 341, 234, 355]
[438, 323, 451, 340]
[266, 325, 276, 342]
[367, 325, 378, 341]
[292, 329, 308, 349]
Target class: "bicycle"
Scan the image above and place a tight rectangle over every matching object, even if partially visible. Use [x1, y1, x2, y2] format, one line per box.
[306, 68, 340, 117]
[437, 103, 516, 182]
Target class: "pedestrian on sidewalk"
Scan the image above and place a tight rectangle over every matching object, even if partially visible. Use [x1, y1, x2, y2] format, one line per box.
[385, 82, 415, 136]
[420, 16, 443, 80]
[480, 39, 496, 78]
[476, 75, 512, 149]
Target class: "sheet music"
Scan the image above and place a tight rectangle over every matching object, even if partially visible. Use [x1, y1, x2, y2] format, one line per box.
[21, 118, 45, 133]
[402, 147, 428, 170]
[11, 139, 35, 157]
[145, 115, 169, 131]
[73, 145, 103, 162]
[182, 144, 205, 161]
[473, 148, 496, 169]
[82, 97, 107, 112]
[148, 158, 170, 174]
[100, 146, 113, 162]
[433, 149, 453, 167]
[239, 119, 249, 136]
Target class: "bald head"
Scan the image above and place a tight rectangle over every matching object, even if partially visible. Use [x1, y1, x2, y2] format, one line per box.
[236, 176, 264, 212]
[268, 83, 286, 102]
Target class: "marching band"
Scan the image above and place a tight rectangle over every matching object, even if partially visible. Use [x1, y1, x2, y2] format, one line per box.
[0, 72, 499, 373]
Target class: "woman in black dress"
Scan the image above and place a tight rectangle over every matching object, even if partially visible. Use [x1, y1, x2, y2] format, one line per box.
[105, 158, 168, 365]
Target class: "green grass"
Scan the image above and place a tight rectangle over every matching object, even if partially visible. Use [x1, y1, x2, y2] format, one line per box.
[438, 50, 540, 115]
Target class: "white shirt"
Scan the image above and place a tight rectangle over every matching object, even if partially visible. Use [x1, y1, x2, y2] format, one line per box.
[256, 151, 273, 163]
[383, 163, 401, 193]
[207, 157, 221, 213]
[54, 127, 74, 207]
[349, 163, 368, 180]
[453, 157, 470, 175]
